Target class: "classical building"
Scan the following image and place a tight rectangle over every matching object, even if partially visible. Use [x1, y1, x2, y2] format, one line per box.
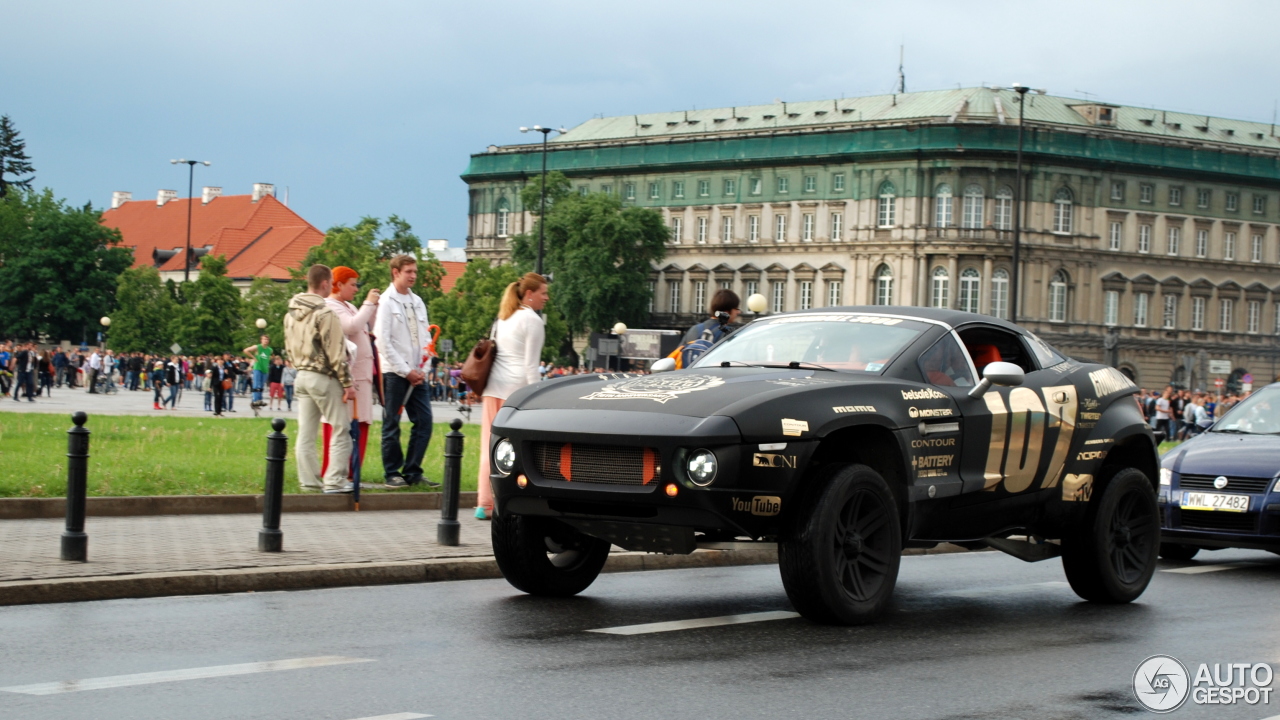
[462, 88, 1280, 390]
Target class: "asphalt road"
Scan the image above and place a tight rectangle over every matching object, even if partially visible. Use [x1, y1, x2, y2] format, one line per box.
[2, 548, 1278, 720]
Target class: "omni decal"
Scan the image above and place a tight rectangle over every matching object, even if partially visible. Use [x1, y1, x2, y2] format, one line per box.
[580, 374, 725, 404]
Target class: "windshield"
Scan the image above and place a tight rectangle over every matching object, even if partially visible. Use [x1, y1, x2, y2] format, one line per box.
[693, 313, 929, 372]
[1213, 388, 1280, 435]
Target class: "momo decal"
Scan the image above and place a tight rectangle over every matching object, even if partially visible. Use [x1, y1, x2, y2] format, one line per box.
[753, 453, 798, 469]
[1090, 367, 1135, 397]
[781, 418, 809, 436]
[1062, 473, 1093, 502]
[580, 374, 724, 404]
[833, 405, 876, 413]
[909, 406, 953, 418]
[983, 384, 1078, 494]
[902, 388, 947, 400]
[911, 437, 956, 448]
[731, 495, 782, 516]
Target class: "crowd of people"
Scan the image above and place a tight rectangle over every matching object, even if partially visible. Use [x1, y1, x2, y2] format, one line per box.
[1137, 386, 1251, 441]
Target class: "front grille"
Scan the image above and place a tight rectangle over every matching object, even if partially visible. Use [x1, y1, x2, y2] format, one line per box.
[1177, 509, 1260, 533]
[532, 442, 660, 486]
[1179, 474, 1273, 494]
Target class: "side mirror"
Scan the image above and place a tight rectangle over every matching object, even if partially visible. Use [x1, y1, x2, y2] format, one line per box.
[968, 361, 1026, 399]
[650, 357, 676, 373]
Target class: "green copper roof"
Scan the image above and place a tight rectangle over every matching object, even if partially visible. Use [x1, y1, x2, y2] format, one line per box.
[537, 87, 1280, 151]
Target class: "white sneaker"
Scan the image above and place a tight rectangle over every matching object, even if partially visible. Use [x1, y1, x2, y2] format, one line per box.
[323, 483, 354, 494]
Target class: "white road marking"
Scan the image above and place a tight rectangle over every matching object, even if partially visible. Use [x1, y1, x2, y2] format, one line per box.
[588, 610, 800, 635]
[941, 581, 1070, 598]
[0, 656, 373, 695]
[345, 714, 432, 720]
[1161, 562, 1262, 575]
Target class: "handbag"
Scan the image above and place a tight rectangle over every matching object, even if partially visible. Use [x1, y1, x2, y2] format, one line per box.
[460, 322, 498, 397]
[221, 378, 233, 391]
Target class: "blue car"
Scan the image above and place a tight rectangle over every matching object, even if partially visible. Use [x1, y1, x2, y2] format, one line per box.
[1159, 384, 1280, 560]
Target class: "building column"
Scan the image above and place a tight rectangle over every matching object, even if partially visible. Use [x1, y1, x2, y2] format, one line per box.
[947, 255, 959, 310]
[981, 255, 994, 315]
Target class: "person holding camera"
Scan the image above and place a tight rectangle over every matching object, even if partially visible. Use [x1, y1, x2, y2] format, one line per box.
[683, 288, 741, 344]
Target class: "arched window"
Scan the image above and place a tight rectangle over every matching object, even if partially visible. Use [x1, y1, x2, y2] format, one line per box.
[994, 186, 1013, 231]
[935, 183, 953, 228]
[930, 266, 950, 309]
[877, 180, 897, 228]
[1049, 270, 1069, 322]
[496, 198, 510, 237]
[962, 184, 985, 230]
[990, 268, 1009, 319]
[1052, 187, 1073, 235]
[959, 268, 981, 313]
[874, 264, 894, 306]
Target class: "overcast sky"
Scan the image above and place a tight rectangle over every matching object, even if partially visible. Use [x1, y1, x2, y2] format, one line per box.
[7, 1, 1279, 246]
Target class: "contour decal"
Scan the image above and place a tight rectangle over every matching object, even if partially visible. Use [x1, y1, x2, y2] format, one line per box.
[580, 374, 725, 404]
[753, 453, 798, 469]
[911, 437, 956, 448]
[781, 418, 809, 436]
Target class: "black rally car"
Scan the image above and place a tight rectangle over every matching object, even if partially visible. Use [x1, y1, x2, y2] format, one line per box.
[488, 307, 1161, 624]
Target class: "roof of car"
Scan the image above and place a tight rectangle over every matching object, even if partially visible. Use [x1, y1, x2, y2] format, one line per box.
[759, 306, 1026, 333]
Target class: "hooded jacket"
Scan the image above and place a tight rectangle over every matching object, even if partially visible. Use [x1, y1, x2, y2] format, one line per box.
[284, 292, 353, 388]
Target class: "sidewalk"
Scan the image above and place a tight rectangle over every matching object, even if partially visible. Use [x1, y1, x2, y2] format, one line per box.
[0, 382, 478, 424]
[0, 510, 784, 605]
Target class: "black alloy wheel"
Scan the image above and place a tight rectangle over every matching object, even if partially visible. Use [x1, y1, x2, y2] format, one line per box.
[780, 463, 902, 625]
[492, 513, 611, 597]
[1062, 467, 1160, 603]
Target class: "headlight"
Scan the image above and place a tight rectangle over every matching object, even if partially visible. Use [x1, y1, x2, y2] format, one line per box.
[686, 449, 718, 486]
[493, 438, 516, 475]
[1159, 468, 1173, 486]
[1273, 478, 1280, 493]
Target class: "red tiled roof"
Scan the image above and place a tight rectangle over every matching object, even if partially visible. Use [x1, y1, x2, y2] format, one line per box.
[439, 261, 466, 293]
[100, 194, 325, 280]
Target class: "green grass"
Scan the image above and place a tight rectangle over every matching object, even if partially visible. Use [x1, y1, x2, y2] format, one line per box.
[0, 414, 481, 498]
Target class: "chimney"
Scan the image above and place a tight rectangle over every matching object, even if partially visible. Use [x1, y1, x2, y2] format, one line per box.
[157, 189, 178, 207]
[111, 191, 132, 209]
[202, 186, 222, 204]
[251, 183, 275, 203]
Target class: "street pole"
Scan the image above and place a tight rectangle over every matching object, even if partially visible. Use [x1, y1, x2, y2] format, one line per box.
[1011, 85, 1029, 325]
[170, 159, 211, 283]
[519, 126, 566, 276]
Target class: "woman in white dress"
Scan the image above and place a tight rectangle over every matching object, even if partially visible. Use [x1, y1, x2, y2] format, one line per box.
[476, 272, 548, 519]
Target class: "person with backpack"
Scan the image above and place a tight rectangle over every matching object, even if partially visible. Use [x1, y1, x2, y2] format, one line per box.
[667, 289, 740, 369]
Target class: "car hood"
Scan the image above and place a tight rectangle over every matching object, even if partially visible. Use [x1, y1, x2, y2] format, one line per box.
[1166, 431, 1280, 479]
[509, 367, 861, 418]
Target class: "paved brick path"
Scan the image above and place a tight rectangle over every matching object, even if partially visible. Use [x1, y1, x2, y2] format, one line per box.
[1, 510, 494, 582]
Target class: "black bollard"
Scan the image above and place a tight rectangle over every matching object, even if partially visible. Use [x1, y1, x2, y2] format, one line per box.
[259, 418, 287, 552]
[438, 418, 463, 546]
[61, 411, 90, 562]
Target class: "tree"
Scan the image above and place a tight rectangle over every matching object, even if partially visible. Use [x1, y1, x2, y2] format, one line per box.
[110, 266, 176, 353]
[169, 255, 242, 355]
[510, 186, 667, 337]
[0, 189, 132, 341]
[236, 275, 292, 351]
[0, 115, 35, 199]
[296, 215, 445, 304]
[518, 171, 572, 219]
[429, 259, 568, 364]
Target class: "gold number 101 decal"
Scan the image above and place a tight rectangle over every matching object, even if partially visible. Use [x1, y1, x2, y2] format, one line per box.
[982, 385, 1078, 493]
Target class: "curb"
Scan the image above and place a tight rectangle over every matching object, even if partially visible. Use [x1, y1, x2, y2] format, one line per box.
[0, 544, 973, 606]
[0, 492, 479, 519]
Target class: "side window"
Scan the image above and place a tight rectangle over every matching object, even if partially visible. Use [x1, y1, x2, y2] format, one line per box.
[957, 325, 1037, 374]
[917, 335, 975, 388]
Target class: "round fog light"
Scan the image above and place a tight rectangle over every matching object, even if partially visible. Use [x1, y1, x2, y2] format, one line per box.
[516, 474, 528, 488]
[665, 483, 679, 497]
[494, 438, 516, 475]
[686, 449, 717, 487]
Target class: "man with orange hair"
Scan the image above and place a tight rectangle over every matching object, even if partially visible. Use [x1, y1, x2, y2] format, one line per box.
[321, 266, 380, 482]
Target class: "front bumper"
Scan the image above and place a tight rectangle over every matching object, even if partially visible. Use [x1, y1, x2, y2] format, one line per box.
[489, 408, 816, 550]
[1159, 489, 1280, 551]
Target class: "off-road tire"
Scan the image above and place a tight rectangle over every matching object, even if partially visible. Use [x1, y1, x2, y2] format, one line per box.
[779, 463, 902, 625]
[1158, 543, 1200, 562]
[492, 513, 611, 597]
[1061, 467, 1160, 603]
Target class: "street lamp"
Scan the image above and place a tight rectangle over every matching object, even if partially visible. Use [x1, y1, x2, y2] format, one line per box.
[99, 316, 111, 350]
[1004, 84, 1045, 325]
[518, 125, 567, 275]
[170, 159, 211, 283]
